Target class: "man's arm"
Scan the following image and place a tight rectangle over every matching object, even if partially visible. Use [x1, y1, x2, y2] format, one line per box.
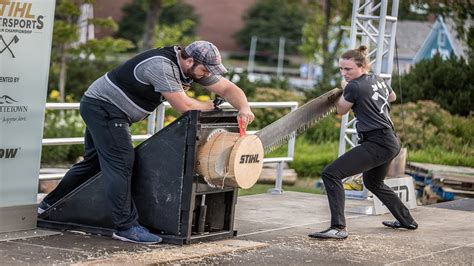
[205, 77, 255, 127]
[161, 91, 214, 113]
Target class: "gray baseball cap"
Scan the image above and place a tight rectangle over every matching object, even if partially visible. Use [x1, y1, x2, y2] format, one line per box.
[184, 41, 228, 75]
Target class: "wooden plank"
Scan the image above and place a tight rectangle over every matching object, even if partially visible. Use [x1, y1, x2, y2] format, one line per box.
[407, 162, 474, 175]
[442, 187, 474, 195]
[432, 173, 474, 183]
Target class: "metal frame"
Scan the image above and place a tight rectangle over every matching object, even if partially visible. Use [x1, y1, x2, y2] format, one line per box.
[41, 101, 298, 193]
[247, 36, 286, 78]
[338, 0, 399, 198]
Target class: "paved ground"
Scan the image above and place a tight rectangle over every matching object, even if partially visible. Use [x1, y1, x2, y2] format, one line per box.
[1, 192, 473, 265]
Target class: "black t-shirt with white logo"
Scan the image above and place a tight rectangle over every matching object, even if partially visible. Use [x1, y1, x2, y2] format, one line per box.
[343, 73, 394, 132]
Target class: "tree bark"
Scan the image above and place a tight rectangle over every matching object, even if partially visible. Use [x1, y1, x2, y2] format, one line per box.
[329, 3, 352, 62]
[142, 0, 162, 51]
[321, 0, 331, 86]
[58, 43, 67, 103]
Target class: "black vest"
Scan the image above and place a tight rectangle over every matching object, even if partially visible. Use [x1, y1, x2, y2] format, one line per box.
[107, 46, 188, 112]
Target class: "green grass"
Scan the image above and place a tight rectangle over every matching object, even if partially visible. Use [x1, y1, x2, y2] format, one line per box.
[408, 146, 474, 167]
[286, 139, 472, 177]
[265, 139, 338, 178]
[238, 137, 472, 197]
[239, 183, 322, 196]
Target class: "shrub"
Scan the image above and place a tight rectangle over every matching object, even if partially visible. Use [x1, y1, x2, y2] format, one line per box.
[302, 113, 340, 144]
[391, 101, 473, 157]
[391, 53, 473, 116]
[290, 140, 338, 177]
[48, 58, 120, 101]
[41, 109, 85, 165]
[249, 87, 305, 130]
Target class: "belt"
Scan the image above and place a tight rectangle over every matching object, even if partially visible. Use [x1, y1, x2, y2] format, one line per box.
[358, 128, 391, 140]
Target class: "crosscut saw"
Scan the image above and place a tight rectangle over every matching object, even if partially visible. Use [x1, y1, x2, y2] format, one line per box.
[193, 88, 342, 189]
[255, 88, 343, 153]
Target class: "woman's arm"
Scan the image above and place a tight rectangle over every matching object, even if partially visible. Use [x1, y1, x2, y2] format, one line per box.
[335, 96, 354, 115]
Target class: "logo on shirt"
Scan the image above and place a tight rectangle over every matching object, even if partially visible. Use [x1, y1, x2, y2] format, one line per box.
[371, 81, 389, 114]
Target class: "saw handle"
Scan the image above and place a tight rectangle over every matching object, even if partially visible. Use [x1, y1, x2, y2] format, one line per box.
[238, 117, 246, 137]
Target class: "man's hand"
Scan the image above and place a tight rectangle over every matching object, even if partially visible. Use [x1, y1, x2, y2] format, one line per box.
[205, 77, 255, 128]
[237, 107, 255, 129]
[202, 100, 215, 110]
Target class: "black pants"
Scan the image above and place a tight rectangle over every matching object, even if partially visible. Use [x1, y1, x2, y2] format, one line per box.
[321, 129, 416, 228]
[44, 96, 138, 230]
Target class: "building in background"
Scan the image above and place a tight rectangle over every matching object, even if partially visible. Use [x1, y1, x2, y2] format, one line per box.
[94, 0, 131, 38]
[413, 16, 470, 64]
[92, 2, 470, 72]
[393, 20, 432, 73]
[182, 0, 256, 53]
[393, 16, 470, 74]
[93, 0, 256, 53]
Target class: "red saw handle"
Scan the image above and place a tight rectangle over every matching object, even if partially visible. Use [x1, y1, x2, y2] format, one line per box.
[238, 117, 246, 137]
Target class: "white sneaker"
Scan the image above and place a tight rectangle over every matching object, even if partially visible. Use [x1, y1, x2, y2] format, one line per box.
[308, 227, 348, 239]
[37, 201, 51, 215]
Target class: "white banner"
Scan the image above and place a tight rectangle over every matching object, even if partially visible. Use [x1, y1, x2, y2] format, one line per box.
[0, 0, 56, 212]
[373, 175, 417, 215]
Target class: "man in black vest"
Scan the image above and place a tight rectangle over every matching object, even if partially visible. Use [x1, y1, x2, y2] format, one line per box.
[39, 41, 255, 244]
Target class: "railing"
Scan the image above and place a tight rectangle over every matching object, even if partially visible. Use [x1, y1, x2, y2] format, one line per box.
[41, 101, 298, 194]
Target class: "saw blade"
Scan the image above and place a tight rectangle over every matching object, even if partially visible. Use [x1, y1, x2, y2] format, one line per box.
[255, 88, 343, 153]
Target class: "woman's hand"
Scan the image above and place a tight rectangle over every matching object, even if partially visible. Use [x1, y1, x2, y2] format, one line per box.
[341, 79, 348, 90]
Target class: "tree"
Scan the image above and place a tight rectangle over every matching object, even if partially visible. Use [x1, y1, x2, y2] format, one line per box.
[154, 19, 198, 47]
[235, 0, 307, 54]
[398, 1, 429, 21]
[298, 0, 351, 98]
[50, 0, 133, 101]
[116, 0, 199, 50]
[142, 0, 163, 51]
[391, 53, 473, 116]
[52, 0, 79, 102]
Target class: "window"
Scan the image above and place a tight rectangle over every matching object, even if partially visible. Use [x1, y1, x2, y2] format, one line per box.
[431, 48, 450, 59]
[438, 31, 446, 46]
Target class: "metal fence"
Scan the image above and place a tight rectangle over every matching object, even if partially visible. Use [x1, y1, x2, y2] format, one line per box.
[40, 101, 298, 194]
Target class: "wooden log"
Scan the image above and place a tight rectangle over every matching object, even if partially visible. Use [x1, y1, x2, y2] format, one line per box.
[196, 132, 264, 189]
[387, 147, 407, 178]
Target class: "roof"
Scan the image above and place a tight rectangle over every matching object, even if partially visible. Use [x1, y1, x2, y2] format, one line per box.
[395, 20, 433, 58]
[414, 16, 471, 62]
[443, 17, 471, 59]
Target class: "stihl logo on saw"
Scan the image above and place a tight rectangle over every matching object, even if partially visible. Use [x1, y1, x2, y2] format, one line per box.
[239, 154, 260, 164]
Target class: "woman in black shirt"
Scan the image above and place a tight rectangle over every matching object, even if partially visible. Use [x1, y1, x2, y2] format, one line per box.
[309, 46, 418, 239]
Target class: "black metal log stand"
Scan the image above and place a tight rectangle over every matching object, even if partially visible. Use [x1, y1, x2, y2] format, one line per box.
[38, 110, 240, 245]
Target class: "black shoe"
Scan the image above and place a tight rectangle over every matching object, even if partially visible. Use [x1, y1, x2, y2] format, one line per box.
[382, 220, 418, 230]
[308, 227, 348, 239]
[37, 200, 51, 215]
